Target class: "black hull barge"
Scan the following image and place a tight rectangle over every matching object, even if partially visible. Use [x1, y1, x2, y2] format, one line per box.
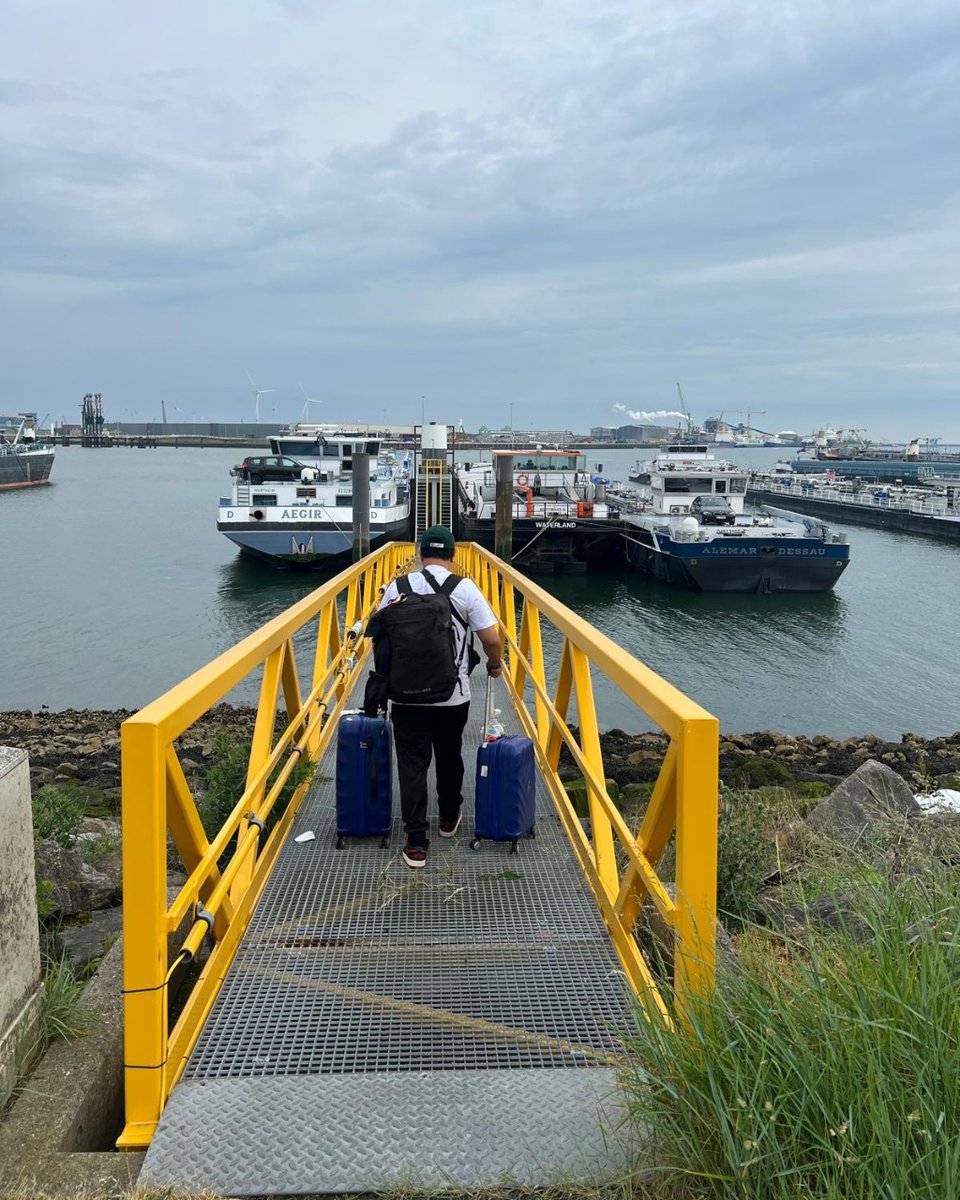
[456, 448, 622, 573]
[458, 514, 620, 572]
[1, 413, 56, 490]
[622, 445, 850, 594]
[622, 521, 849, 592]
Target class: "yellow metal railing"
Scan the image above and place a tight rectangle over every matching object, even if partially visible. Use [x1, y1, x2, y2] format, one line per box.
[455, 543, 719, 1023]
[118, 539, 718, 1149]
[117, 542, 414, 1149]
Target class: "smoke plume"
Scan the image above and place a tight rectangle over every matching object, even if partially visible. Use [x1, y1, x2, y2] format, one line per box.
[613, 403, 686, 422]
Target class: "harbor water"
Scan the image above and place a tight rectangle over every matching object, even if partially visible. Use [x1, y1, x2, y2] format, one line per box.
[2, 444, 958, 740]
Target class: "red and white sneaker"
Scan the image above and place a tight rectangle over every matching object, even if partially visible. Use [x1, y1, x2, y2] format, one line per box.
[402, 842, 428, 869]
[438, 810, 462, 838]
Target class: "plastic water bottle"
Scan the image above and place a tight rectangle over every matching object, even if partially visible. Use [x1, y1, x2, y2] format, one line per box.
[485, 707, 505, 742]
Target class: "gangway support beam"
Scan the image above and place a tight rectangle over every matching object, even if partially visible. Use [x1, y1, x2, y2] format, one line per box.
[675, 715, 719, 1008]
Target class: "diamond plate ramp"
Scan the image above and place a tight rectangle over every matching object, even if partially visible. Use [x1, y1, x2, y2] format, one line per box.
[140, 693, 638, 1194]
[142, 1070, 634, 1195]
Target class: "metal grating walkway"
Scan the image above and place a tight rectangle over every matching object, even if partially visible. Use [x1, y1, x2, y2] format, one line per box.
[140, 692, 638, 1195]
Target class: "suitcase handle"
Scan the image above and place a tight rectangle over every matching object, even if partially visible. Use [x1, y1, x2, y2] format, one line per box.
[483, 676, 505, 743]
[484, 675, 495, 729]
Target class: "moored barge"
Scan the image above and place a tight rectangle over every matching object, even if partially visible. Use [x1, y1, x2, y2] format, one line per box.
[0, 414, 56, 490]
[621, 445, 850, 593]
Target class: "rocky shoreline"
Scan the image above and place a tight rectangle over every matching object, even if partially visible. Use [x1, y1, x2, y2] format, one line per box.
[0, 706, 259, 797]
[2, 707, 959, 795]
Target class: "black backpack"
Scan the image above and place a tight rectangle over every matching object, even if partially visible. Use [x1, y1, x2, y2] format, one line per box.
[364, 572, 476, 710]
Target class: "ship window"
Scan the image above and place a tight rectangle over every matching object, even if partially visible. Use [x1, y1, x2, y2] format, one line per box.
[296, 487, 317, 498]
[715, 480, 727, 493]
[323, 445, 339, 457]
[730, 478, 747, 493]
[335, 494, 352, 506]
[251, 493, 277, 506]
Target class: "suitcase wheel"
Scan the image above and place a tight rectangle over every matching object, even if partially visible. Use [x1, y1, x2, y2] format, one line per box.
[510, 840, 519, 855]
[469, 838, 481, 852]
[335, 835, 345, 850]
[380, 836, 389, 849]
[527, 825, 536, 839]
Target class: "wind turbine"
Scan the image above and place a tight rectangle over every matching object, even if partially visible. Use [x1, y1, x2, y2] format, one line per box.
[245, 371, 274, 422]
[297, 382, 322, 425]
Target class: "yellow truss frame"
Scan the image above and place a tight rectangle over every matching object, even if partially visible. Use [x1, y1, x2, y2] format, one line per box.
[456, 544, 719, 1023]
[118, 542, 413, 1148]
[118, 539, 717, 1150]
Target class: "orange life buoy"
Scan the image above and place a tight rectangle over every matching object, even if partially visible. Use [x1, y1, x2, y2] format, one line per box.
[516, 472, 529, 486]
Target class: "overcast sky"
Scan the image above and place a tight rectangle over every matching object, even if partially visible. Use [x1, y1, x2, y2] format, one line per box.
[3, 1, 959, 440]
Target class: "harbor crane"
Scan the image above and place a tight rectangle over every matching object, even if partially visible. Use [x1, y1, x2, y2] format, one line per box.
[675, 382, 694, 437]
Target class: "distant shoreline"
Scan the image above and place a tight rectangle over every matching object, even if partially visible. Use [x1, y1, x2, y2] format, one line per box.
[2, 708, 958, 796]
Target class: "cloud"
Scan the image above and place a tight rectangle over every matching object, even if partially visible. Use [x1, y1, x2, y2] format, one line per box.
[2, 0, 960, 437]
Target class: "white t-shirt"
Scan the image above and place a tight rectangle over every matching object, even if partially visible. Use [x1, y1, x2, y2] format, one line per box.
[377, 564, 497, 706]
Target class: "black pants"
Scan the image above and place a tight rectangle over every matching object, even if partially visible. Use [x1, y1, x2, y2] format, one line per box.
[391, 702, 470, 844]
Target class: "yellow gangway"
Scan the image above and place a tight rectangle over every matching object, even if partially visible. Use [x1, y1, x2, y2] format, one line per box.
[119, 540, 718, 1150]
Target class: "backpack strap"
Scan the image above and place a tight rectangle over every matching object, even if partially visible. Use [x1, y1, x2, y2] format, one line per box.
[396, 574, 413, 596]
[423, 570, 471, 673]
[423, 571, 467, 629]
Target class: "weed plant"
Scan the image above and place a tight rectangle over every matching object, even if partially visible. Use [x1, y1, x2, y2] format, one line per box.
[621, 877, 960, 1199]
[30, 784, 85, 845]
[39, 955, 94, 1041]
[7, 956, 94, 1110]
[199, 730, 314, 845]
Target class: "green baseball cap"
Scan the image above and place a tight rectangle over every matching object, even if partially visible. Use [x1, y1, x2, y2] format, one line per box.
[420, 525, 456, 556]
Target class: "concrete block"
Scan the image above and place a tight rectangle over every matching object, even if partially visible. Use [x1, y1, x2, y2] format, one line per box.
[0, 937, 145, 1197]
[0, 746, 42, 1109]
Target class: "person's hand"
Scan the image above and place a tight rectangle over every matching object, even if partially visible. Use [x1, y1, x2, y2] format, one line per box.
[486, 660, 503, 677]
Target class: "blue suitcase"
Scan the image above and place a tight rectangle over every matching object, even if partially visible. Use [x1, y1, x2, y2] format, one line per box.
[471, 681, 536, 853]
[335, 712, 392, 848]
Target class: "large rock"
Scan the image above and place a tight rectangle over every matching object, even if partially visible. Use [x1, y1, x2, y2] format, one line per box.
[53, 907, 124, 976]
[805, 759, 920, 848]
[759, 893, 873, 943]
[34, 818, 122, 917]
[638, 883, 740, 979]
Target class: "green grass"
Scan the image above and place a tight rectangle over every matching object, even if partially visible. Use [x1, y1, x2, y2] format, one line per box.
[198, 730, 315, 846]
[6, 956, 95, 1113]
[79, 829, 122, 865]
[31, 784, 85, 845]
[38, 956, 95, 1042]
[620, 878, 960, 1199]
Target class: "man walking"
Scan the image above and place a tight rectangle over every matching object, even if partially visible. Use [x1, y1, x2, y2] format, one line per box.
[376, 525, 502, 868]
